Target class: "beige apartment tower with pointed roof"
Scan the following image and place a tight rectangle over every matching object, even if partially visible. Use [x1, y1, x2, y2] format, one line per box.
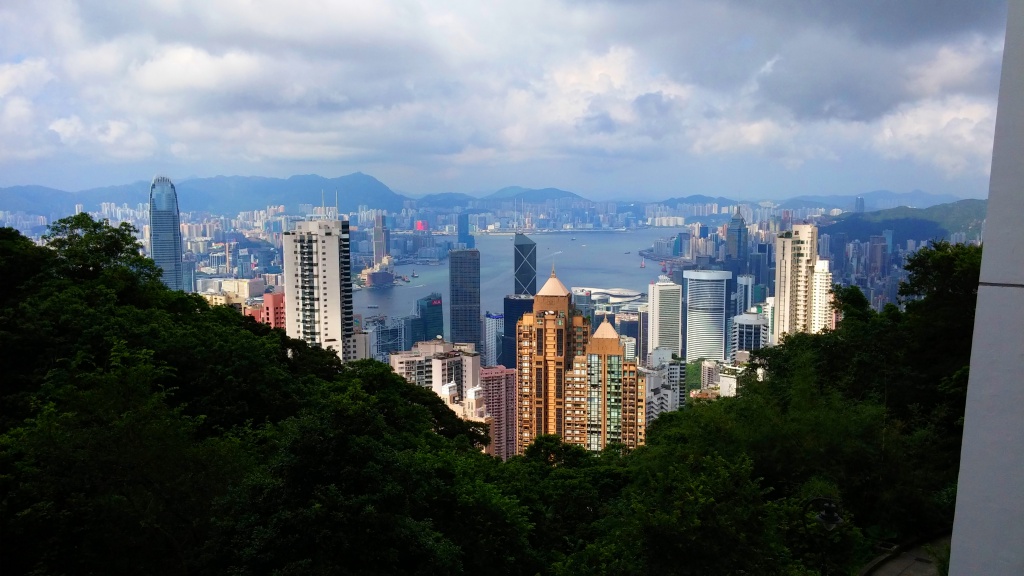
[515, 270, 591, 454]
[566, 319, 646, 451]
[515, 270, 645, 454]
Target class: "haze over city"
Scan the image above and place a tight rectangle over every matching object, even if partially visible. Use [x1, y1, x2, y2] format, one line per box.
[0, 0, 1008, 200]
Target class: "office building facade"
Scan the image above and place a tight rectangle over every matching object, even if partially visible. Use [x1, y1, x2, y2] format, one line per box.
[501, 294, 534, 368]
[449, 249, 482, 348]
[456, 212, 475, 249]
[684, 270, 732, 362]
[731, 312, 769, 361]
[725, 208, 749, 262]
[148, 176, 184, 291]
[484, 312, 504, 366]
[513, 233, 537, 295]
[648, 276, 683, 358]
[411, 293, 445, 343]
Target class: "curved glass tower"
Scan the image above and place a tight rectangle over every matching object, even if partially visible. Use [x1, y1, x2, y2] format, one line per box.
[148, 176, 184, 291]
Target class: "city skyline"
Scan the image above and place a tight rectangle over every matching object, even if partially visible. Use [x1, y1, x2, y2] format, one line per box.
[0, 1, 1007, 200]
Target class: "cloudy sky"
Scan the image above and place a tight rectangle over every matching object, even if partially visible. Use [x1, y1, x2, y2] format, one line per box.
[0, 0, 1008, 200]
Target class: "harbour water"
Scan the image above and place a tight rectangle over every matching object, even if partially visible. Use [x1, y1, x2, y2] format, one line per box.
[353, 228, 680, 337]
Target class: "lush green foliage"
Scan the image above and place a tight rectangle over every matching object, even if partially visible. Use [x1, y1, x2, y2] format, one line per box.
[0, 217, 977, 575]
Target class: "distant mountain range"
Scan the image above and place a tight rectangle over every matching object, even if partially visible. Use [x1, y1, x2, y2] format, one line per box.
[485, 186, 584, 203]
[0, 172, 973, 219]
[784, 189, 963, 211]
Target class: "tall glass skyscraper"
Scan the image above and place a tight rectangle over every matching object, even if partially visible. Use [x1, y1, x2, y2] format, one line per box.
[456, 212, 475, 249]
[411, 292, 445, 343]
[148, 176, 184, 291]
[725, 208, 749, 262]
[449, 249, 482, 349]
[513, 233, 536, 295]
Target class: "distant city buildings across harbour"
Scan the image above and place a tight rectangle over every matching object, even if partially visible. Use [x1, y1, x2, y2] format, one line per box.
[353, 229, 673, 339]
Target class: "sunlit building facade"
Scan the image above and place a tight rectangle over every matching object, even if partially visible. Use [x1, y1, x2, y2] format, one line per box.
[515, 271, 590, 454]
[282, 219, 357, 360]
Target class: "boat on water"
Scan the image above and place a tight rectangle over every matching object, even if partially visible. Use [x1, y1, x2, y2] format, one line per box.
[570, 237, 577, 241]
[640, 258, 646, 268]
[411, 270, 419, 278]
[624, 251, 631, 254]
[367, 304, 380, 309]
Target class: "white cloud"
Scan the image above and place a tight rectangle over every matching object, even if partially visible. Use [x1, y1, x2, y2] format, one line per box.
[0, 0, 1008, 198]
[873, 96, 996, 177]
[0, 58, 54, 97]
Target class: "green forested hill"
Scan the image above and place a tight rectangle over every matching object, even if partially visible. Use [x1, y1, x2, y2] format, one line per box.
[0, 216, 977, 575]
[823, 198, 987, 243]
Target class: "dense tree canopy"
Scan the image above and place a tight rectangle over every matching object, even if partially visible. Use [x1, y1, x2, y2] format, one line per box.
[0, 218, 978, 575]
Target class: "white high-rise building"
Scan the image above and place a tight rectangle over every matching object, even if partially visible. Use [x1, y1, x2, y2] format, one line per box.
[684, 270, 732, 362]
[648, 276, 682, 358]
[283, 219, 358, 360]
[641, 347, 685, 425]
[732, 312, 769, 361]
[810, 259, 834, 333]
[736, 273, 755, 316]
[389, 339, 481, 398]
[773, 224, 819, 343]
[619, 335, 637, 362]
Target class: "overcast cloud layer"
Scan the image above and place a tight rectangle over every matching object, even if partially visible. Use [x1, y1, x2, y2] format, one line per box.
[0, 0, 1007, 200]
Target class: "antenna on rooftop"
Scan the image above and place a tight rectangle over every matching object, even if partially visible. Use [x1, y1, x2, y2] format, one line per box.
[335, 189, 339, 220]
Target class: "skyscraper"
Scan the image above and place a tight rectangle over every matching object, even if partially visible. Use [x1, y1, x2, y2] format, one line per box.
[513, 233, 537, 295]
[725, 208, 749, 262]
[684, 270, 732, 362]
[773, 224, 820, 343]
[148, 176, 183, 291]
[411, 292, 445, 343]
[566, 319, 646, 451]
[501, 294, 534, 368]
[449, 249, 482, 348]
[731, 311, 769, 361]
[565, 317, 643, 448]
[483, 312, 504, 366]
[648, 276, 683, 358]
[736, 273, 755, 316]
[283, 219, 357, 360]
[456, 212, 475, 249]
[810, 259, 834, 333]
[516, 270, 590, 454]
[372, 214, 389, 265]
[481, 366, 517, 461]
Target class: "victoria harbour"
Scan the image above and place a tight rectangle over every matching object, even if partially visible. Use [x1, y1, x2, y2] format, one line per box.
[353, 228, 674, 335]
